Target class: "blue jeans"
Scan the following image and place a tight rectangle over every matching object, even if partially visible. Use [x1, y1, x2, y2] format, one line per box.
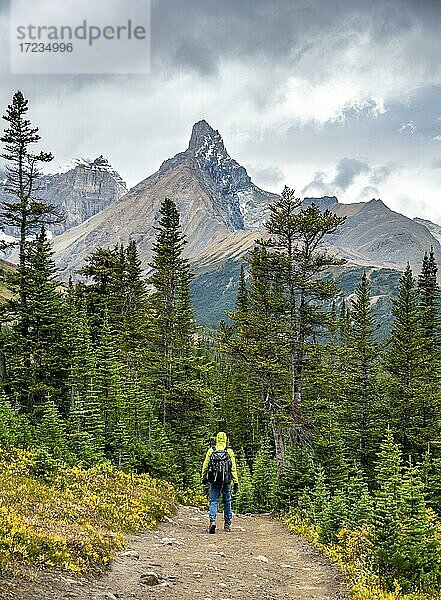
[209, 483, 232, 525]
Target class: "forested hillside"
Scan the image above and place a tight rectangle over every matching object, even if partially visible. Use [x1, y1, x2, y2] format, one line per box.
[1, 91, 441, 598]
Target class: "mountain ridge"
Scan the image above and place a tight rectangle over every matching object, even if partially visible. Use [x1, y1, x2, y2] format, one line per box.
[52, 119, 279, 277]
[2, 119, 440, 281]
[0, 156, 127, 236]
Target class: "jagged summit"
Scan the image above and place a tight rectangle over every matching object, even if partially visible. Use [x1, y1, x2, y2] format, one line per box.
[39, 158, 127, 234]
[186, 119, 277, 229]
[188, 119, 221, 151]
[157, 120, 277, 231]
[366, 198, 389, 211]
[0, 154, 127, 239]
[72, 155, 121, 174]
[92, 155, 107, 164]
[90, 155, 111, 169]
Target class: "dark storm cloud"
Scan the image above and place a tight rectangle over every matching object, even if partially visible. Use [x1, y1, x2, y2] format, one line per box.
[173, 39, 217, 76]
[151, 0, 441, 78]
[332, 158, 370, 191]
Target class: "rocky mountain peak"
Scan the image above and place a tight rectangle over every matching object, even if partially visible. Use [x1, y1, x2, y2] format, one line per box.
[184, 119, 273, 230]
[153, 120, 279, 233]
[363, 198, 391, 214]
[36, 158, 127, 234]
[90, 155, 110, 168]
[188, 119, 221, 151]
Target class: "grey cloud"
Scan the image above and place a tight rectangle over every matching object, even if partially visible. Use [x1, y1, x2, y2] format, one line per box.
[332, 158, 370, 191]
[301, 171, 335, 197]
[370, 165, 393, 184]
[301, 159, 394, 199]
[173, 40, 218, 76]
[358, 185, 380, 200]
[399, 121, 417, 134]
[250, 165, 284, 187]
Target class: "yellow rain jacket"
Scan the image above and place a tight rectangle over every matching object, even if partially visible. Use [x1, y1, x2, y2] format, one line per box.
[201, 431, 239, 484]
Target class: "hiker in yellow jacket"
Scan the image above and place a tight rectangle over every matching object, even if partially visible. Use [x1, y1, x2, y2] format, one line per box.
[201, 431, 239, 533]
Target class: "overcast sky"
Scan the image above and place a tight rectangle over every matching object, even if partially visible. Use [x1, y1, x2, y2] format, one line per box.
[1, 0, 441, 222]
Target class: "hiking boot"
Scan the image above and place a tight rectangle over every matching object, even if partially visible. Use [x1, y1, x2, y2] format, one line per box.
[224, 524, 231, 532]
[209, 521, 216, 534]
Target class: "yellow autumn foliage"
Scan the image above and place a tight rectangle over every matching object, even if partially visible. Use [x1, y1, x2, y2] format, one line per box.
[284, 515, 441, 600]
[0, 448, 177, 573]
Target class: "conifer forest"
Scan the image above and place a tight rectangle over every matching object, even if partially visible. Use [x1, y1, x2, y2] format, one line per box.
[1, 91, 441, 598]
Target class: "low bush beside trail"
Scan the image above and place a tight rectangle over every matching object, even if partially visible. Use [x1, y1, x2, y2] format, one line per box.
[0, 448, 177, 573]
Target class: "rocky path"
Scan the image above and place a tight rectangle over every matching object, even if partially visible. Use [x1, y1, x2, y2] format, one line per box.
[1, 506, 347, 600]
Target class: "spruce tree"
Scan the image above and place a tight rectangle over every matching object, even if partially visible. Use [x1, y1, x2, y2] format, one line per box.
[371, 429, 403, 587]
[0, 388, 31, 447]
[35, 399, 67, 459]
[372, 431, 441, 592]
[5, 227, 67, 411]
[94, 317, 124, 452]
[0, 91, 62, 342]
[67, 391, 101, 464]
[263, 188, 346, 417]
[276, 443, 314, 511]
[232, 244, 288, 474]
[235, 448, 255, 513]
[301, 467, 329, 525]
[121, 241, 148, 372]
[417, 248, 441, 458]
[78, 245, 122, 339]
[217, 266, 261, 460]
[319, 490, 348, 543]
[344, 469, 373, 530]
[227, 188, 346, 474]
[236, 266, 248, 314]
[345, 272, 381, 470]
[147, 198, 212, 485]
[252, 438, 278, 512]
[418, 247, 441, 355]
[63, 292, 105, 458]
[77, 241, 149, 375]
[397, 465, 441, 592]
[148, 197, 194, 422]
[384, 264, 433, 458]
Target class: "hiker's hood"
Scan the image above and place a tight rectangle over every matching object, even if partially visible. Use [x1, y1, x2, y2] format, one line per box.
[216, 432, 227, 449]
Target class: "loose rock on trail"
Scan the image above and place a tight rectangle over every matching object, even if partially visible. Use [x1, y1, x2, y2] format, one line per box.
[1, 506, 347, 600]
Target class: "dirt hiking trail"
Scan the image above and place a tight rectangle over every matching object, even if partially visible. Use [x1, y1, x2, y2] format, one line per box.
[1, 506, 347, 600]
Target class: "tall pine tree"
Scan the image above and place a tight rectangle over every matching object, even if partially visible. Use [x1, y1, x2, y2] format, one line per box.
[344, 272, 381, 471]
[4, 227, 67, 411]
[148, 198, 212, 485]
[384, 264, 434, 458]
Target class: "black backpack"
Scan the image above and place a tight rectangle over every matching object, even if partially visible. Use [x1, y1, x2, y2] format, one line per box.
[207, 448, 232, 487]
